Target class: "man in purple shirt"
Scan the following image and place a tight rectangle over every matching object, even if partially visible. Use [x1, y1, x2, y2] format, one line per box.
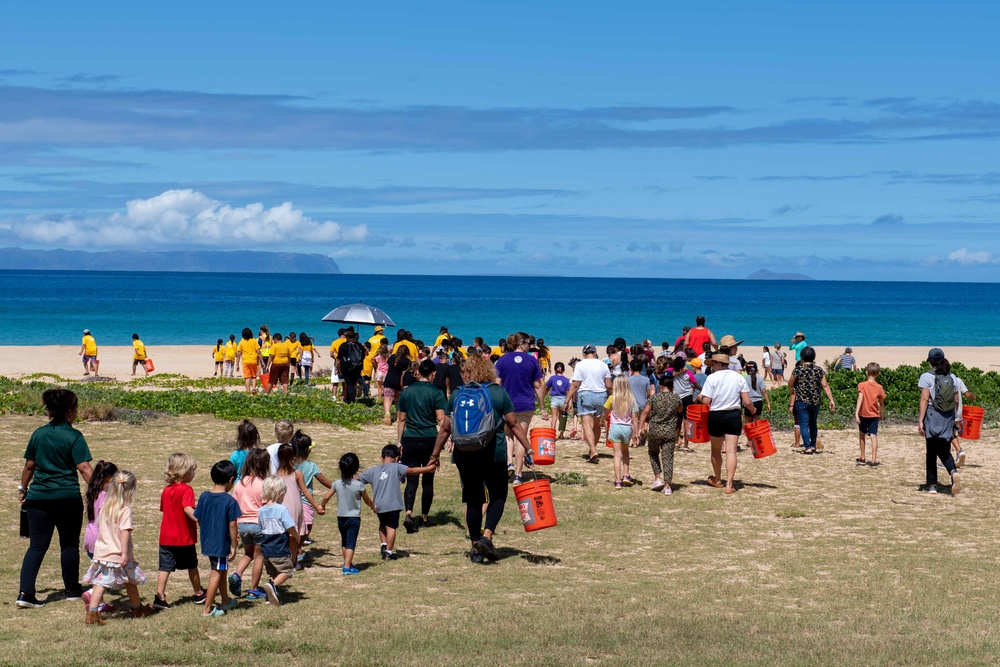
[494, 332, 548, 485]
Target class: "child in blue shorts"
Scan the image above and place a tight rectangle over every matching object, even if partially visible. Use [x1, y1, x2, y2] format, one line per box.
[321, 453, 376, 575]
[193, 460, 241, 616]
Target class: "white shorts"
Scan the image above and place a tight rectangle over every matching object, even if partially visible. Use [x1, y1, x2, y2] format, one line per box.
[331, 369, 341, 384]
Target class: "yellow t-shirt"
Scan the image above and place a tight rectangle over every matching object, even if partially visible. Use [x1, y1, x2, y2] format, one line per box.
[224, 341, 237, 361]
[290, 341, 302, 361]
[393, 340, 419, 359]
[434, 333, 450, 349]
[363, 346, 378, 376]
[330, 337, 345, 358]
[270, 341, 291, 364]
[82, 335, 98, 357]
[132, 340, 146, 360]
[491, 346, 503, 357]
[214, 346, 224, 362]
[237, 338, 260, 365]
[453, 347, 467, 360]
[368, 335, 387, 350]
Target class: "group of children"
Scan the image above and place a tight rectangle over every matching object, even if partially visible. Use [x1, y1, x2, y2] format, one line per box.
[79, 418, 437, 625]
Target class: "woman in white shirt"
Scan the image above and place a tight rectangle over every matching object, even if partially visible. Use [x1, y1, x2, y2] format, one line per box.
[698, 353, 756, 494]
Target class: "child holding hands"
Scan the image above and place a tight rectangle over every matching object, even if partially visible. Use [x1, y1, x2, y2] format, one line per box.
[359, 444, 437, 561]
[258, 475, 300, 607]
[154, 453, 205, 610]
[194, 460, 242, 616]
[322, 453, 376, 575]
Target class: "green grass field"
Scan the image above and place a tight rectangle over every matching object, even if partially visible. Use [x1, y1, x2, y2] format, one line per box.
[2, 413, 997, 666]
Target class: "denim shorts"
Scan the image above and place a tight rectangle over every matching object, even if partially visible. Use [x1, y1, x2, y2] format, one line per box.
[238, 522, 262, 547]
[859, 416, 879, 435]
[607, 423, 633, 444]
[577, 391, 608, 416]
[550, 395, 566, 409]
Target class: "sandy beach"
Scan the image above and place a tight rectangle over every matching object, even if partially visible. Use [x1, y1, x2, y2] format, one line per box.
[3, 344, 999, 381]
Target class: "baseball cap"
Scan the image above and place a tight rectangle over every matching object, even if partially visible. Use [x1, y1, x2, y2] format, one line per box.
[582, 344, 597, 354]
[83, 329, 91, 335]
[927, 347, 945, 361]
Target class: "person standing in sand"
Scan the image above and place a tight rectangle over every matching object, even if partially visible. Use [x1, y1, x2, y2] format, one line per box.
[769, 343, 785, 385]
[789, 332, 807, 363]
[131, 334, 148, 377]
[236, 328, 261, 394]
[698, 353, 755, 494]
[224, 335, 237, 378]
[79, 329, 99, 376]
[684, 316, 717, 354]
[564, 344, 613, 464]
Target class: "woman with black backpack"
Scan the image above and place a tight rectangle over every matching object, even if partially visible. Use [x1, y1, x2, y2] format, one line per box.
[918, 356, 962, 495]
[382, 345, 412, 424]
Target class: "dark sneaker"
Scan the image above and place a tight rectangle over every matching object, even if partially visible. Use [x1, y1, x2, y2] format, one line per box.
[263, 581, 280, 607]
[403, 514, 418, 534]
[64, 589, 84, 601]
[512, 475, 524, 486]
[152, 596, 172, 610]
[192, 589, 208, 604]
[469, 550, 485, 564]
[228, 573, 241, 598]
[380, 544, 388, 560]
[473, 536, 501, 561]
[16, 593, 44, 609]
[385, 552, 398, 561]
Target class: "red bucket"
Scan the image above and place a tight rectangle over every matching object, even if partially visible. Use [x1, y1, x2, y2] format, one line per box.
[961, 406, 985, 440]
[143, 358, 154, 373]
[259, 373, 270, 391]
[529, 427, 557, 465]
[744, 420, 777, 459]
[514, 479, 557, 532]
[685, 404, 709, 443]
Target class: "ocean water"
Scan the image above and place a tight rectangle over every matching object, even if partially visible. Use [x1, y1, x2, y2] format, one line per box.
[1, 270, 997, 348]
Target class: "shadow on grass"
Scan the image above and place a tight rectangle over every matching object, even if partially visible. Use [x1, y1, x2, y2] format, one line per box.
[496, 546, 561, 565]
[427, 509, 465, 530]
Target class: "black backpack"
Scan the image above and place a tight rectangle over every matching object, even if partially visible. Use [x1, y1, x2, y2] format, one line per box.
[341, 342, 364, 374]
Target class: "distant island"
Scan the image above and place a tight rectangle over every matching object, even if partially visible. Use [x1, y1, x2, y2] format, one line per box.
[745, 269, 814, 281]
[0, 248, 341, 274]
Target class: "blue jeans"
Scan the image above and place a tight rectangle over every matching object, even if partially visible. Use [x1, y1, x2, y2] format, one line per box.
[794, 401, 820, 450]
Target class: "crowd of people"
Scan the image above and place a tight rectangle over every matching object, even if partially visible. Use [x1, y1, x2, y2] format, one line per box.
[33, 318, 976, 621]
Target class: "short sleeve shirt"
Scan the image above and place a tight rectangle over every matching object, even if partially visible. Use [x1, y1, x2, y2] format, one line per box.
[628, 374, 650, 411]
[858, 380, 885, 418]
[24, 421, 92, 500]
[359, 462, 410, 513]
[647, 391, 682, 442]
[789, 340, 807, 361]
[332, 478, 366, 517]
[159, 482, 197, 546]
[494, 352, 543, 412]
[93, 506, 133, 563]
[193, 491, 241, 557]
[792, 364, 825, 405]
[258, 503, 295, 558]
[571, 358, 612, 393]
[700, 369, 750, 411]
[397, 382, 447, 438]
[545, 375, 570, 397]
[295, 460, 321, 505]
[237, 338, 260, 364]
[233, 476, 265, 523]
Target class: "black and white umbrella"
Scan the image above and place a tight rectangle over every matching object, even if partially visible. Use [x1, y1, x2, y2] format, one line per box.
[321, 302, 396, 329]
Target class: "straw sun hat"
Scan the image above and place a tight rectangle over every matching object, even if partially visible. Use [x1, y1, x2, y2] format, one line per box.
[710, 353, 732, 365]
[719, 334, 744, 348]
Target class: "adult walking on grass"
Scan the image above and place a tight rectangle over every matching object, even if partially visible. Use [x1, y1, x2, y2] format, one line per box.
[495, 332, 548, 485]
[382, 344, 411, 424]
[17, 389, 94, 608]
[698, 353, 755, 494]
[918, 356, 962, 495]
[429, 354, 531, 564]
[397, 359, 446, 534]
[563, 344, 613, 464]
[787, 346, 835, 455]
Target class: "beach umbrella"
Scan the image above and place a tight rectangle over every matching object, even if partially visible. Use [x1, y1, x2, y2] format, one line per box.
[321, 302, 396, 330]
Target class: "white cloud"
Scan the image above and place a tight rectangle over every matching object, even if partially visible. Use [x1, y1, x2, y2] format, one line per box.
[947, 247, 994, 264]
[10, 189, 367, 248]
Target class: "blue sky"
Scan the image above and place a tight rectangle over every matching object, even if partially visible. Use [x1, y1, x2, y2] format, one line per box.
[2, 1, 1000, 279]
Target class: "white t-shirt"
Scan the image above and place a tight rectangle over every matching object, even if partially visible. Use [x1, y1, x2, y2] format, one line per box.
[571, 358, 612, 393]
[267, 442, 283, 474]
[700, 369, 750, 411]
[920, 372, 966, 412]
[762, 354, 771, 369]
[728, 355, 741, 372]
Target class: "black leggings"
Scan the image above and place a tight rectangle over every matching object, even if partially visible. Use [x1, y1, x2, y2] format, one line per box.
[401, 436, 436, 515]
[925, 437, 957, 487]
[455, 458, 509, 542]
[19, 497, 84, 597]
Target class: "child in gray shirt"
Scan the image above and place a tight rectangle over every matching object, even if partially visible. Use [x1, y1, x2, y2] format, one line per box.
[321, 453, 376, 575]
[358, 444, 436, 561]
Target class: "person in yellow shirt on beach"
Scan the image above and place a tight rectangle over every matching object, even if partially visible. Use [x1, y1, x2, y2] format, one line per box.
[329, 329, 347, 400]
[236, 328, 261, 394]
[392, 330, 419, 360]
[224, 335, 237, 378]
[267, 333, 292, 395]
[287, 332, 302, 383]
[368, 325, 388, 351]
[131, 334, 148, 377]
[433, 326, 450, 350]
[258, 326, 272, 374]
[213, 339, 225, 376]
[362, 341, 379, 398]
[79, 329, 99, 375]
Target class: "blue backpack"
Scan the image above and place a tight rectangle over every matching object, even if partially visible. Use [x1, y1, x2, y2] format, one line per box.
[451, 382, 499, 451]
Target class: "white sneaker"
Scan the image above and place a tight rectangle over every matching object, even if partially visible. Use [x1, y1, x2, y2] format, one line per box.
[957, 450, 966, 468]
[662, 486, 672, 496]
[649, 480, 665, 491]
[951, 471, 962, 496]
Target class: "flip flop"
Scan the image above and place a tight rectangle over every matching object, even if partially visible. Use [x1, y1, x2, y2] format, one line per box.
[724, 486, 737, 495]
[856, 458, 866, 464]
[706, 476, 725, 488]
[586, 456, 600, 464]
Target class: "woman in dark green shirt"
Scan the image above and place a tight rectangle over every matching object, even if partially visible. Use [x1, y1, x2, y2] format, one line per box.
[396, 359, 447, 533]
[17, 389, 93, 609]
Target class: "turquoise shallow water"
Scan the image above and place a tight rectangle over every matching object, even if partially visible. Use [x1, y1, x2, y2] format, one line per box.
[1, 270, 997, 347]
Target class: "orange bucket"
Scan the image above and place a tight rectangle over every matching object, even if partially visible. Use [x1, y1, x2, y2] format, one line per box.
[259, 373, 270, 391]
[144, 358, 155, 373]
[744, 420, 777, 459]
[685, 404, 709, 443]
[961, 406, 985, 440]
[514, 479, 557, 532]
[529, 427, 556, 465]
[605, 412, 614, 448]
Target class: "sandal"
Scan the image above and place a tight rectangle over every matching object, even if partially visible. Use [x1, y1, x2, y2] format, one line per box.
[804, 448, 816, 455]
[724, 486, 737, 495]
[706, 476, 725, 488]
[855, 457, 866, 464]
[586, 456, 600, 464]
[621, 476, 634, 487]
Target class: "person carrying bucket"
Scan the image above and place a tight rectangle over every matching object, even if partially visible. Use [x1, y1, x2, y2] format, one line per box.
[698, 353, 756, 494]
[926, 348, 978, 468]
[636, 375, 684, 494]
[741, 362, 770, 449]
[428, 354, 532, 564]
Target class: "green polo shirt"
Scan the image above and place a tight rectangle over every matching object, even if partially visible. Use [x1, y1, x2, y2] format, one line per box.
[397, 381, 447, 438]
[24, 421, 92, 500]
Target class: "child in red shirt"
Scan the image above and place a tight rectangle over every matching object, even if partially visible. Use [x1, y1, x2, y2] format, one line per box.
[154, 453, 206, 609]
[855, 363, 886, 465]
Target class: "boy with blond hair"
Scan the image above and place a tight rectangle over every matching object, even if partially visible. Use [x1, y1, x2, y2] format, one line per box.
[155, 453, 206, 609]
[855, 362, 886, 465]
[266, 419, 294, 474]
[258, 475, 299, 606]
